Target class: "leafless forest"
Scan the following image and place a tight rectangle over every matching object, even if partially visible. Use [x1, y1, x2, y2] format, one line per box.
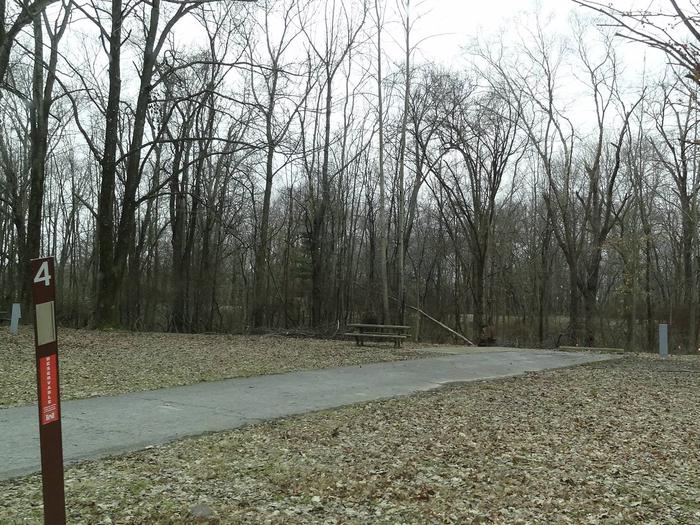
[0, 0, 699, 350]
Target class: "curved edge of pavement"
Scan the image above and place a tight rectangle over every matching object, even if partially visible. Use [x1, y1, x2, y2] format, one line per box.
[0, 349, 618, 480]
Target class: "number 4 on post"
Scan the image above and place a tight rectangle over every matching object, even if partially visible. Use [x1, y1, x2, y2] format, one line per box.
[34, 261, 52, 287]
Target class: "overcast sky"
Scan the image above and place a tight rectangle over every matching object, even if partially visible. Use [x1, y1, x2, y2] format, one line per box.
[409, 0, 675, 65]
[403, 0, 668, 90]
[410, 0, 574, 64]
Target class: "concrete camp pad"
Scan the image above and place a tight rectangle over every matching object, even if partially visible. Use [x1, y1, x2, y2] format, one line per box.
[0, 349, 616, 480]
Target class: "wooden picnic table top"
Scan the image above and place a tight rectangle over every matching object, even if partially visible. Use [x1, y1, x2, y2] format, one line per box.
[347, 323, 411, 330]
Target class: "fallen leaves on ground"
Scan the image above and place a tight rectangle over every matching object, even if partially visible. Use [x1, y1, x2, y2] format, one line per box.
[0, 328, 433, 407]
[1, 355, 699, 524]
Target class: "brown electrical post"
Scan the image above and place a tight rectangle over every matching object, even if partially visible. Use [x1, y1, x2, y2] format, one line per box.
[30, 257, 66, 525]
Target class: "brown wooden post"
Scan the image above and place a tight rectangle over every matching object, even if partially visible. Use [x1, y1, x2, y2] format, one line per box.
[30, 257, 66, 524]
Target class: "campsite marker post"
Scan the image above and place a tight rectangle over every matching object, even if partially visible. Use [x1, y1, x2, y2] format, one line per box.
[30, 257, 66, 525]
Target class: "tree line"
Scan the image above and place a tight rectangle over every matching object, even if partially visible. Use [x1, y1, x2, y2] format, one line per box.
[1, 0, 700, 352]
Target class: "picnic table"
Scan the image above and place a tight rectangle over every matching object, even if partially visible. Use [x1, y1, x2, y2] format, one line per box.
[344, 323, 411, 348]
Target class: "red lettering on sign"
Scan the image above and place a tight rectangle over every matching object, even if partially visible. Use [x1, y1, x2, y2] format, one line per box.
[39, 354, 59, 425]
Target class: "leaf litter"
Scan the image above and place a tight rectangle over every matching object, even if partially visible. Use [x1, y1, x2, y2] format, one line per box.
[0, 327, 434, 408]
[1, 354, 698, 524]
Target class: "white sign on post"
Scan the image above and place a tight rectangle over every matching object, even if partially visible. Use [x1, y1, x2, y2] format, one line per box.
[9, 303, 21, 334]
[36, 301, 56, 346]
[659, 323, 669, 359]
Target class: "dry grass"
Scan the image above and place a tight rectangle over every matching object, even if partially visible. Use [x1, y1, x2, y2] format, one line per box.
[1, 355, 699, 524]
[0, 327, 434, 408]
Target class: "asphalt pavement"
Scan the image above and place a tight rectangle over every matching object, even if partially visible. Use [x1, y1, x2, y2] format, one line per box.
[0, 349, 615, 480]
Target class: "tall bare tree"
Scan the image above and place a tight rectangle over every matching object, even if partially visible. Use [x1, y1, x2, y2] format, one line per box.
[249, 0, 313, 329]
[428, 70, 522, 343]
[300, 0, 367, 329]
[24, 0, 72, 310]
[373, 0, 389, 323]
[648, 78, 700, 352]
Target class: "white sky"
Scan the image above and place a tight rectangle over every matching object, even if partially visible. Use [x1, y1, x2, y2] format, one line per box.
[379, 0, 672, 138]
[405, 0, 668, 94]
[54, 0, 675, 135]
[402, 0, 572, 64]
[170, 0, 669, 76]
[407, 0, 672, 66]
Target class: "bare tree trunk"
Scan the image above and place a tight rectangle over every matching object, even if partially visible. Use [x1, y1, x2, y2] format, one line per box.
[583, 270, 599, 346]
[112, 0, 163, 305]
[94, 0, 123, 327]
[375, 0, 390, 324]
[310, 79, 334, 328]
[252, 138, 275, 328]
[24, 16, 46, 312]
[681, 196, 697, 352]
[537, 217, 552, 345]
[568, 264, 580, 345]
[472, 249, 487, 343]
[25, 6, 69, 315]
[396, 0, 411, 324]
[169, 130, 190, 331]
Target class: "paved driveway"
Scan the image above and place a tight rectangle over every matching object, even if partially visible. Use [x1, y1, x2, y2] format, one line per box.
[0, 349, 615, 479]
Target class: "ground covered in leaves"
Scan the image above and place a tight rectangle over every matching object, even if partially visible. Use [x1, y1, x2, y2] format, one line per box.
[0, 327, 432, 407]
[2, 354, 699, 524]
